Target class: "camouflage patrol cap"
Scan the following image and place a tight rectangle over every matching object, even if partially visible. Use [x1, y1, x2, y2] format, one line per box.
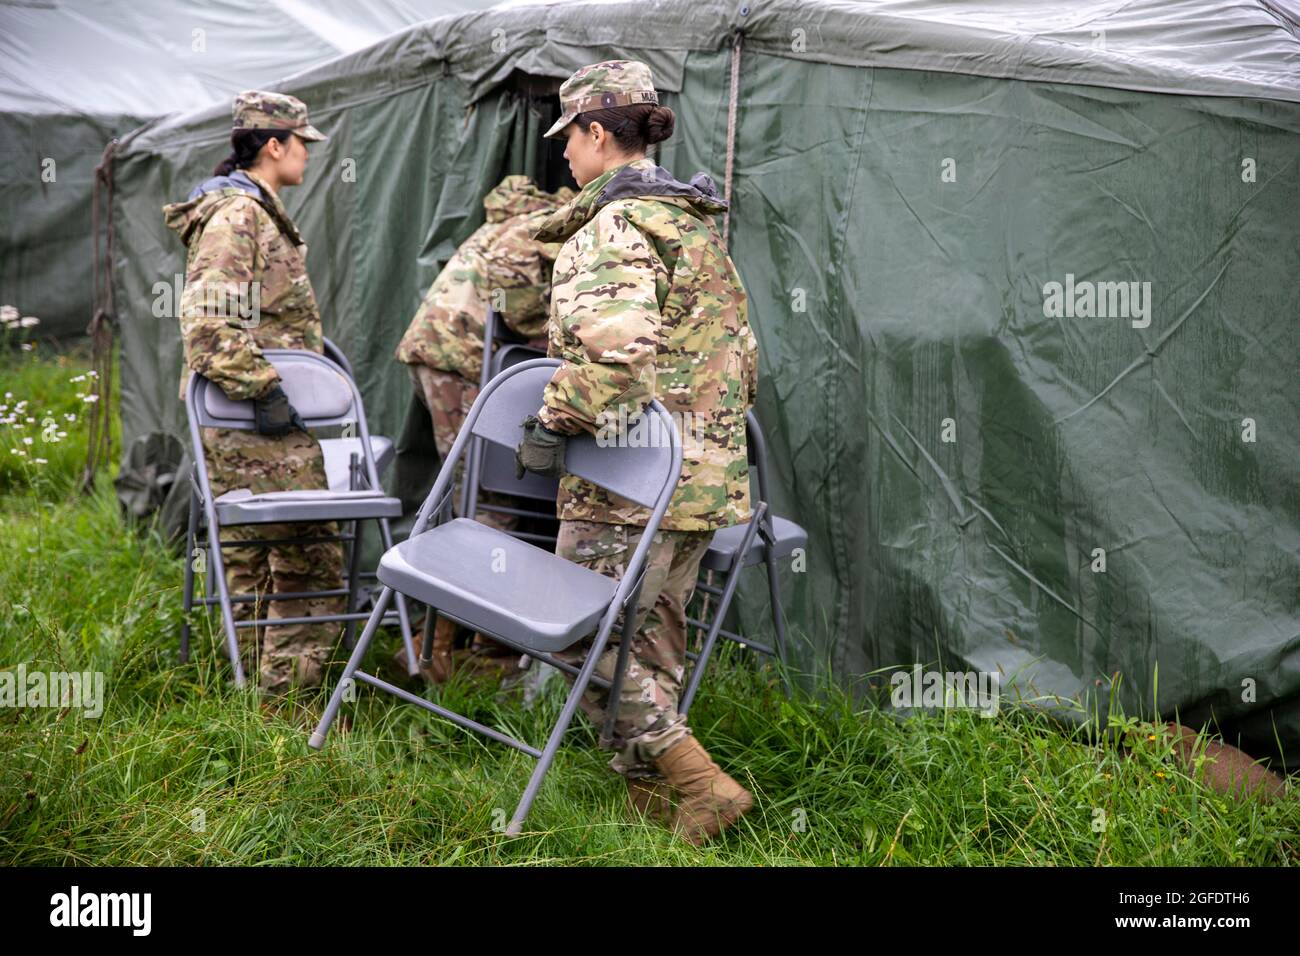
[232, 90, 327, 141]
[544, 60, 659, 139]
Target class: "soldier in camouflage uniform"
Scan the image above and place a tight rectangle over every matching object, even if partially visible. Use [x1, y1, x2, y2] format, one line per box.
[516, 61, 760, 843]
[395, 174, 574, 532]
[163, 90, 342, 699]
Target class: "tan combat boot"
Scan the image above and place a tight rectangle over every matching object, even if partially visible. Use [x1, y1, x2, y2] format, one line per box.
[455, 632, 520, 683]
[626, 775, 673, 824]
[653, 736, 753, 845]
[470, 631, 517, 657]
[393, 615, 457, 684]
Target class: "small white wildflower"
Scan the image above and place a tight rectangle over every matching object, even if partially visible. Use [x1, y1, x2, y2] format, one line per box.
[86, 370, 98, 378]
[82, 394, 99, 404]
[4, 391, 12, 399]
[12, 449, 25, 457]
[19, 316, 40, 328]
[25, 416, 34, 424]
[70, 375, 86, 384]
[22, 436, 33, 445]
[20, 343, 32, 351]
[64, 413, 76, 422]
[56, 431, 67, 439]
[32, 457, 47, 464]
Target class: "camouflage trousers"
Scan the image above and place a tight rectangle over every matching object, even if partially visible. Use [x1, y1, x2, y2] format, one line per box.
[554, 519, 713, 777]
[409, 365, 517, 533]
[201, 426, 345, 696]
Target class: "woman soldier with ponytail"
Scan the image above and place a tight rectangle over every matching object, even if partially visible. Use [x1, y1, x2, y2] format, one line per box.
[516, 61, 761, 844]
[163, 91, 343, 704]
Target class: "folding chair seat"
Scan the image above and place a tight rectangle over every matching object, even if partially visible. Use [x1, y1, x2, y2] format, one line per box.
[680, 410, 804, 716]
[309, 358, 684, 835]
[212, 487, 401, 524]
[378, 518, 616, 652]
[700, 514, 806, 572]
[180, 347, 416, 686]
[493, 343, 544, 371]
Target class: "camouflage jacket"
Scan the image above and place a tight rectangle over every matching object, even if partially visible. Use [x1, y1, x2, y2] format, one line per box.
[533, 157, 759, 532]
[394, 176, 574, 381]
[163, 169, 322, 401]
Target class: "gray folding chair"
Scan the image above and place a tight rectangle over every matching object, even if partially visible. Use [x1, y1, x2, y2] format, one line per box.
[680, 410, 806, 715]
[458, 307, 558, 545]
[309, 358, 683, 835]
[180, 348, 418, 687]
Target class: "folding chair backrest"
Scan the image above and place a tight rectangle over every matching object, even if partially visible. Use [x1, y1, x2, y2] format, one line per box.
[197, 356, 353, 429]
[745, 409, 773, 505]
[321, 337, 356, 380]
[479, 446, 560, 500]
[193, 351, 356, 429]
[186, 348, 386, 496]
[477, 343, 558, 500]
[470, 360, 679, 509]
[493, 343, 544, 375]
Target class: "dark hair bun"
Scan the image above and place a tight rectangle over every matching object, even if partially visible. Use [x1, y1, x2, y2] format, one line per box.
[645, 105, 675, 145]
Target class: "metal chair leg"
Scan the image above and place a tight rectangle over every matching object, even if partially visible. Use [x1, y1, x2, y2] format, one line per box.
[461, 437, 482, 521]
[342, 451, 363, 650]
[180, 488, 198, 664]
[205, 521, 214, 596]
[205, 520, 247, 688]
[679, 505, 765, 718]
[309, 586, 394, 750]
[419, 606, 438, 664]
[377, 517, 418, 675]
[343, 517, 364, 650]
[693, 568, 716, 646]
[600, 574, 647, 748]
[507, 614, 620, 836]
[763, 533, 794, 698]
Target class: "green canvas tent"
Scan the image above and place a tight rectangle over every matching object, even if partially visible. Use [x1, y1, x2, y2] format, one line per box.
[0, 0, 501, 339]
[106, 0, 1300, 765]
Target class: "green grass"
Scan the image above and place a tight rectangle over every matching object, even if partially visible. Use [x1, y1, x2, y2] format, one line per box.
[1, 340, 1296, 865]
